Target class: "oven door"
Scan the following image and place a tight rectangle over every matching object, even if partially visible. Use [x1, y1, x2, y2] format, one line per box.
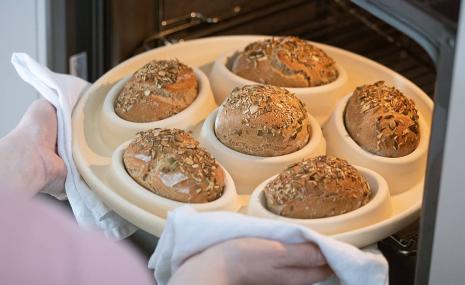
[415, 3, 465, 284]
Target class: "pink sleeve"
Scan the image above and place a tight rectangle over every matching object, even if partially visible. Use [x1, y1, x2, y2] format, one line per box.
[0, 191, 154, 285]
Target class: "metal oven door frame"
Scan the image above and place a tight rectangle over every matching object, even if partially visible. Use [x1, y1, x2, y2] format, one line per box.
[416, 2, 465, 284]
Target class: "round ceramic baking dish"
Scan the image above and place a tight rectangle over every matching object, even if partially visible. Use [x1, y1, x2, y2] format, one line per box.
[73, 35, 434, 246]
[209, 50, 348, 124]
[108, 141, 240, 218]
[323, 93, 429, 194]
[100, 67, 216, 148]
[247, 166, 392, 235]
[198, 108, 326, 194]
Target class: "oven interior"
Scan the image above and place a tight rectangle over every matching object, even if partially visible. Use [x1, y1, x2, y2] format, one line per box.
[58, 0, 460, 284]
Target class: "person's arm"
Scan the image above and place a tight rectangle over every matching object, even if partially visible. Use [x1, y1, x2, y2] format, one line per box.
[0, 190, 154, 285]
[169, 238, 333, 285]
[0, 99, 153, 285]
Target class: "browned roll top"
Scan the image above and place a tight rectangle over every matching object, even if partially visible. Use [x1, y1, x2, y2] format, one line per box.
[215, 84, 311, 157]
[264, 155, 371, 219]
[231, 36, 338, 87]
[344, 81, 420, 158]
[123, 128, 224, 203]
[115, 59, 198, 122]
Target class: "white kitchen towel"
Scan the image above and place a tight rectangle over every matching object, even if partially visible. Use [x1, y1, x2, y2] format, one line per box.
[149, 207, 388, 285]
[11, 53, 137, 239]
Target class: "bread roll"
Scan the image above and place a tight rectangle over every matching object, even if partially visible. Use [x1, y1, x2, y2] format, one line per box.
[231, 36, 338, 87]
[215, 85, 311, 157]
[264, 155, 371, 219]
[123, 128, 224, 203]
[344, 81, 420, 157]
[115, 59, 198, 122]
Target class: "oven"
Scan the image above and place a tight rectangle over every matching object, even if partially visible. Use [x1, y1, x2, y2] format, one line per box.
[50, 0, 464, 283]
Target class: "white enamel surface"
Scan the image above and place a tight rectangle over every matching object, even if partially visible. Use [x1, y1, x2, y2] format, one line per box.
[199, 108, 326, 194]
[323, 94, 430, 194]
[210, 49, 349, 125]
[100, 68, 216, 148]
[72, 35, 433, 246]
[247, 166, 392, 235]
[109, 141, 239, 218]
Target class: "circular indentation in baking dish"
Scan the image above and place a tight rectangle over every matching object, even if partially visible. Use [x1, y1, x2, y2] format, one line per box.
[108, 141, 240, 218]
[198, 108, 326, 194]
[100, 67, 216, 148]
[247, 166, 392, 235]
[323, 93, 429, 194]
[209, 50, 348, 125]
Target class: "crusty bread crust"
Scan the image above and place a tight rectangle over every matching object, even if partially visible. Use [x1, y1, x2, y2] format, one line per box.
[215, 85, 311, 157]
[123, 128, 224, 203]
[344, 81, 420, 158]
[231, 37, 338, 87]
[264, 156, 371, 219]
[115, 59, 198, 122]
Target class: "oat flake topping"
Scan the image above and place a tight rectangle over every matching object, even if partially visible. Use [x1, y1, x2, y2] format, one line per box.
[265, 156, 371, 206]
[129, 128, 223, 197]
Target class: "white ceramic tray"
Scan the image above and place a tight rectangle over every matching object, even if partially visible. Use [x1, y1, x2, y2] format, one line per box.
[72, 36, 433, 248]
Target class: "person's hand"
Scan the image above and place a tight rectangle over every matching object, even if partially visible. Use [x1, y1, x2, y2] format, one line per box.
[168, 238, 333, 285]
[0, 99, 66, 195]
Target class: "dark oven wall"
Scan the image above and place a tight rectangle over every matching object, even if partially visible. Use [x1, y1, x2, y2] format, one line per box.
[112, 0, 323, 68]
[62, 0, 436, 96]
[64, 0, 435, 95]
[65, 0, 322, 81]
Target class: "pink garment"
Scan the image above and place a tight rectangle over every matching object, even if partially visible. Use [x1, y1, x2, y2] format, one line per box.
[0, 191, 153, 285]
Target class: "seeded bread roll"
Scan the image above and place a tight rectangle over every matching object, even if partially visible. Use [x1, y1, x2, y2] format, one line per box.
[123, 128, 224, 203]
[215, 85, 311, 157]
[264, 156, 371, 219]
[231, 36, 338, 87]
[115, 59, 198, 122]
[344, 81, 420, 158]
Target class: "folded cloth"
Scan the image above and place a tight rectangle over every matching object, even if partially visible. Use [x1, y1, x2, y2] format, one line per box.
[149, 207, 388, 285]
[11, 53, 137, 239]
